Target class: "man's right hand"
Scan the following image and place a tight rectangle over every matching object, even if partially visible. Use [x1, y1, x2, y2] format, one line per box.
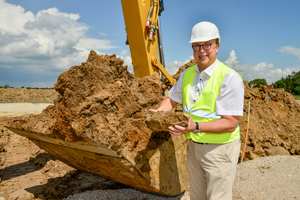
[169, 113, 196, 136]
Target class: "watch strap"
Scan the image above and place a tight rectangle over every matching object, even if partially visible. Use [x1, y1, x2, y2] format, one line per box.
[195, 122, 199, 131]
[192, 121, 199, 134]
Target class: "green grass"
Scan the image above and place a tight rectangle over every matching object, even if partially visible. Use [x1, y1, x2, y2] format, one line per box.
[294, 95, 300, 100]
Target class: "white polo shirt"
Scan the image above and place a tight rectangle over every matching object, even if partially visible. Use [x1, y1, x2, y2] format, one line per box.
[168, 60, 244, 116]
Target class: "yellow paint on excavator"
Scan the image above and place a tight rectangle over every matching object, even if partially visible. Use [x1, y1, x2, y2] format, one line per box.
[120, 0, 176, 85]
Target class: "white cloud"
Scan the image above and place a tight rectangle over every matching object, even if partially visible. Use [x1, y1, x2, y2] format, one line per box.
[279, 46, 300, 59]
[224, 50, 296, 84]
[117, 50, 133, 73]
[166, 59, 190, 76]
[98, 32, 107, 37]
[0, 0, 35, 34]
[224, 50, 246, 71]
[0, 0, 119, 87]
[38, 7, 81, 21]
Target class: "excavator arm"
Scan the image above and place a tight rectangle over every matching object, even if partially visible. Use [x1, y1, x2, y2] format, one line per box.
[121, 0, 176, 85]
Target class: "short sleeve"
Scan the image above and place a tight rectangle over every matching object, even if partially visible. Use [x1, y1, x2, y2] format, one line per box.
[215, 71, 244, 116]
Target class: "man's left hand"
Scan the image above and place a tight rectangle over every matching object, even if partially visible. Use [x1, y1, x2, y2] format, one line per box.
[168, 114, 196, 136]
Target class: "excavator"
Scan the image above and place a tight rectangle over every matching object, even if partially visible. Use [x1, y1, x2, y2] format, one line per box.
[5, 0, 189, 196]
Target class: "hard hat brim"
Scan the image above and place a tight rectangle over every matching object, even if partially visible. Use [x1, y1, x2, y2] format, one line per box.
[189, 37, 221, 44]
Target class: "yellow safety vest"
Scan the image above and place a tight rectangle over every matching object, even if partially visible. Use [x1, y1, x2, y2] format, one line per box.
[183, 61, 242, 144]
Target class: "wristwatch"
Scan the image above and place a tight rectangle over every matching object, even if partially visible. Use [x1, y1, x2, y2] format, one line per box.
[192, 121, 199, 134]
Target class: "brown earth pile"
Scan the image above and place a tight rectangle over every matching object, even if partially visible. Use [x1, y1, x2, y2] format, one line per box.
[240, 85, 300, 160]
[0, 88, 58, 102]
[11, 51, 185, 152]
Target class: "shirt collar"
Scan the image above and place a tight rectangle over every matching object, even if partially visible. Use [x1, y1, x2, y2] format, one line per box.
[194, 59, 218, 77]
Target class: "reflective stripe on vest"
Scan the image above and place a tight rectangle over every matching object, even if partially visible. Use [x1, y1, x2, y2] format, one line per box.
[183, 105, 221, 119]
[183, 105, 240, 127]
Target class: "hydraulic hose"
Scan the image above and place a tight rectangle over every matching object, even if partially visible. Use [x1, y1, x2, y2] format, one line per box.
[157, 16, 165, 67]
[146, 0, 154, 28]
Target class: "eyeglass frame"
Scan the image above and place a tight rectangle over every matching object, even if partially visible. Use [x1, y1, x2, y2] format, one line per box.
[192, 42, 216, 51]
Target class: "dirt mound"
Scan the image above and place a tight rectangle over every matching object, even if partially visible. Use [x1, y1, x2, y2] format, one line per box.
[240, 84, 300, 160]
[12, 51, 185, 150]
[0, 88, 58, 102]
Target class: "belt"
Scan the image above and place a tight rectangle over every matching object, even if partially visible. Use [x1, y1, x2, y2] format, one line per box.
[192, 140, 209, 145]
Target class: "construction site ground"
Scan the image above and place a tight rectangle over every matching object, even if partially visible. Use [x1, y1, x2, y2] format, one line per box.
[1, 52, 300, 199]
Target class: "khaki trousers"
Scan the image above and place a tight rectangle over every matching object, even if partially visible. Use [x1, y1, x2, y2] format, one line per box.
[187, 139, 240, 200]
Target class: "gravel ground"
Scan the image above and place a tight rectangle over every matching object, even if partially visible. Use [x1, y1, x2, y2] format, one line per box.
[0, 102, 53, 116]
[233, 155, 300, 199]
[64, 189, 185, 200]
[64, 156, 300, 200]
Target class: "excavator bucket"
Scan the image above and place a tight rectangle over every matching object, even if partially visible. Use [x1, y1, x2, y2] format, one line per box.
[6, 51, 189, 196]
[5, 126, 189, 196]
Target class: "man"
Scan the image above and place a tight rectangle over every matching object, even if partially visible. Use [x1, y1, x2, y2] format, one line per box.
[149, 21, 244, 199]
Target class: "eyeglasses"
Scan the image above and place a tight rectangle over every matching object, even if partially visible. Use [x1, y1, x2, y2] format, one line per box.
[192, 43, 213, 51]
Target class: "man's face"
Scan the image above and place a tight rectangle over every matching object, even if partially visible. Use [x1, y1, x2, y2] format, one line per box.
[192, 39, 219, 70]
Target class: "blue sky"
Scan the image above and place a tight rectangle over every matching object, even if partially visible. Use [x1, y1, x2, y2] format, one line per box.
[1, 0, 300, 88]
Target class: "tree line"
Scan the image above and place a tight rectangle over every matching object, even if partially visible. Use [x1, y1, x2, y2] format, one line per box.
[248, 71, 300, 95]
[0, 85, 54, 90]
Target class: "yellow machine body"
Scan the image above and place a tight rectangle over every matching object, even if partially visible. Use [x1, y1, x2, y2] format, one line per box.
[121, 0, 176, 85]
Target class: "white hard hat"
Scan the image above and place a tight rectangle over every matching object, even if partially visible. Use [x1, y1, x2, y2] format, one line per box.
[189, 21, 221, 44]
